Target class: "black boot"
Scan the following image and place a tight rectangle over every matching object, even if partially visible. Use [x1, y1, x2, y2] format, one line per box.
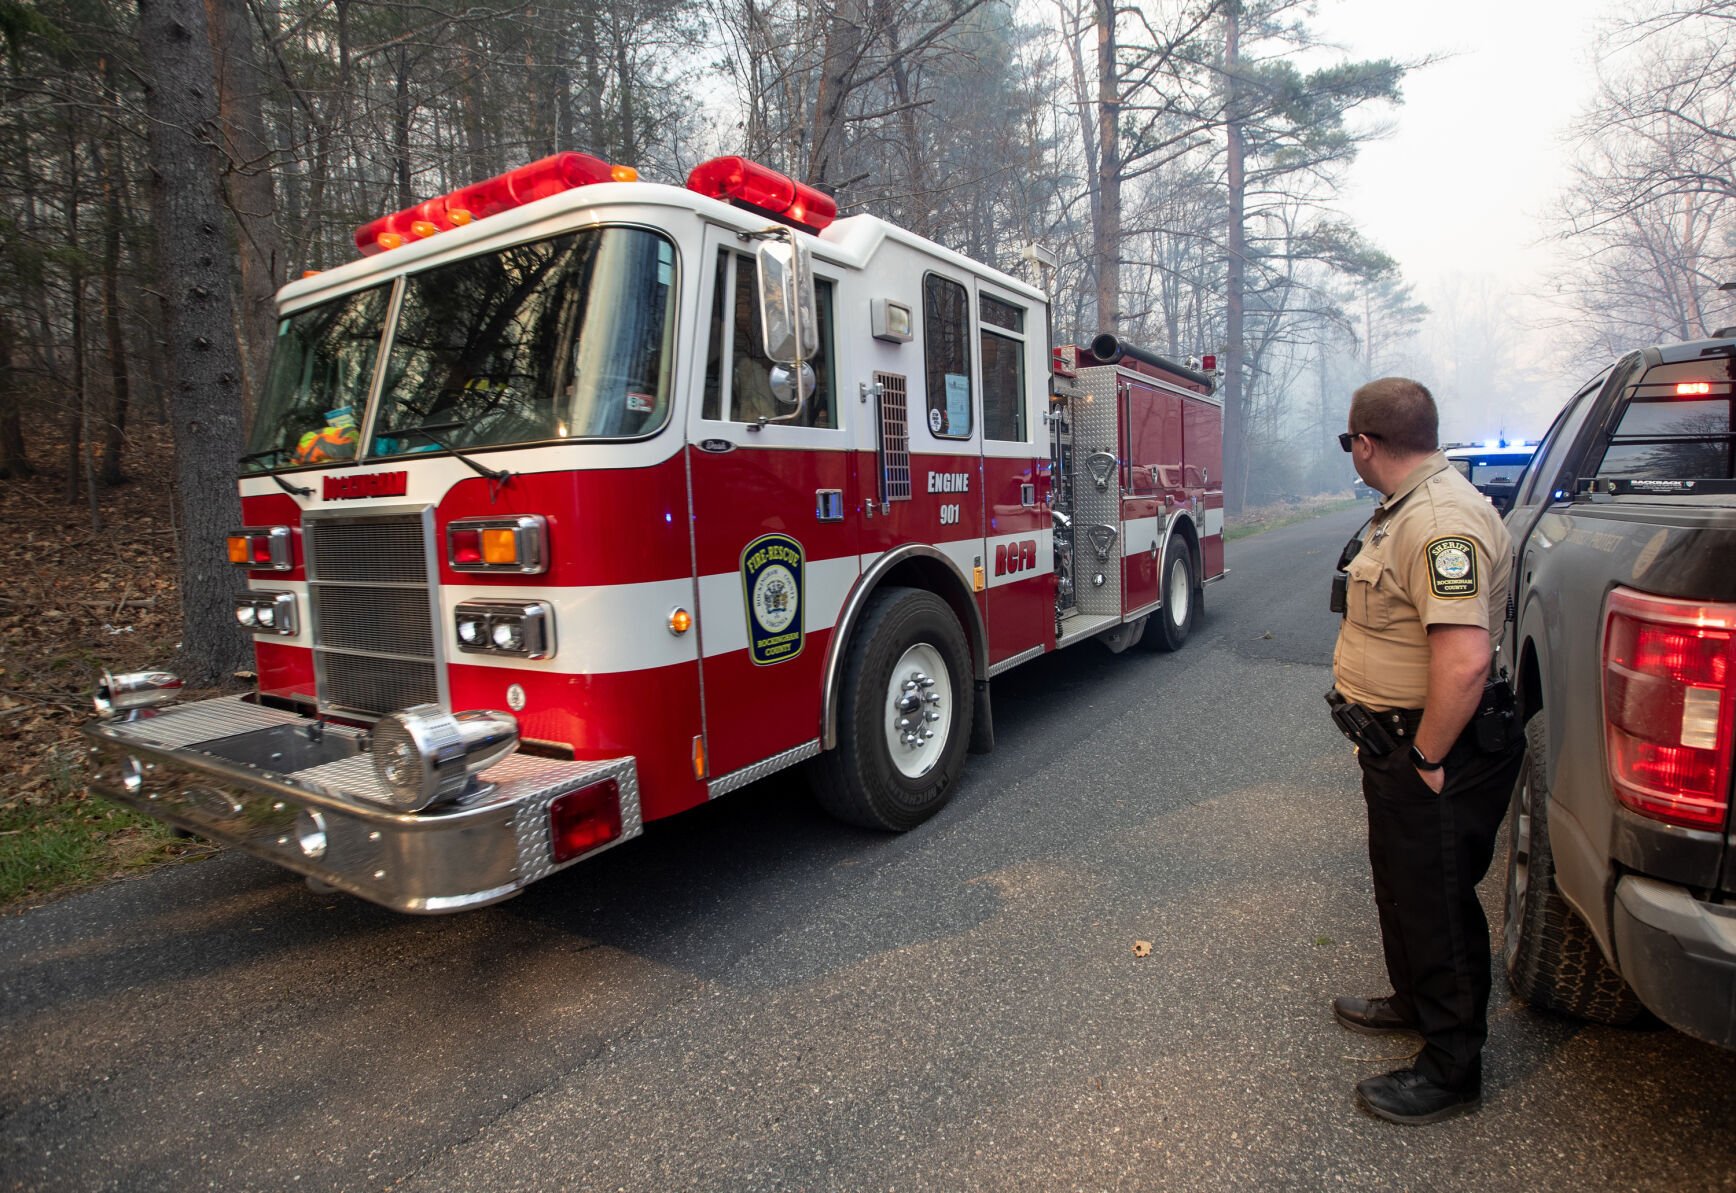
[1331, 995, 1419, 1036]
[1355, 1068, 1481, 1124]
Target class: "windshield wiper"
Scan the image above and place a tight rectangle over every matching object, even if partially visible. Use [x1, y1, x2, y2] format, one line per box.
[377, 419, 514, 493]
[237, 447, 313, 497]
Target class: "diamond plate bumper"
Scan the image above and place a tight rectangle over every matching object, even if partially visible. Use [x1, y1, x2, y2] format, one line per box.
[82, 696, 641, 914]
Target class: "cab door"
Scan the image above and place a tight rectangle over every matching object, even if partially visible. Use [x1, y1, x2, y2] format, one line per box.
[976, 281, 1051, 663]
[686, 231, 859, 781]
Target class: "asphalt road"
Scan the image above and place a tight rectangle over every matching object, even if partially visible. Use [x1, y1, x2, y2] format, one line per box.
[5, 505, 1735, 1192]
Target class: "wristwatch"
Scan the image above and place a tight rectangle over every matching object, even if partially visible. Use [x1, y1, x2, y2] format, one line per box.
[1410, 744, 1444, 771]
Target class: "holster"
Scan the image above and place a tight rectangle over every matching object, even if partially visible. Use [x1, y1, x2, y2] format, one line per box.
[1325, 688, 1399, 757]
[1472, 676, 1519, 754]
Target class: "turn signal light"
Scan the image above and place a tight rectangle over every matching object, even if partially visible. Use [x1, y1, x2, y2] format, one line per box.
[226, 527, 293, 571]
[447, 515, 547, 573]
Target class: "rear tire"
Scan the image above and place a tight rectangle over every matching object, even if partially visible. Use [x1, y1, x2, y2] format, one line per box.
[1503, 715, 1643, 1024]
[812, 587, 973, 831]
[1141, 543, 1197, 652]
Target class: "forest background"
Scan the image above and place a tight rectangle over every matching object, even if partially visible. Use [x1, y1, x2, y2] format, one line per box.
[0, 0, 1731, 901]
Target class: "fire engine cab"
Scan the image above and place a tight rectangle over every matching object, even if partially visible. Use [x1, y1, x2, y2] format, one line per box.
[84, 152, 1226, 912]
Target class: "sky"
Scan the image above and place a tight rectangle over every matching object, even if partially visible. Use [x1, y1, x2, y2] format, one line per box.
[1309, 0, 1629, 440]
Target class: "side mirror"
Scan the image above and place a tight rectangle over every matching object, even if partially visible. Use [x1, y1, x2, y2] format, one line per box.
[756, 233, 818, 367]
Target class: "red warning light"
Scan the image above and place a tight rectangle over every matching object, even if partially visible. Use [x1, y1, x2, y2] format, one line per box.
[685, 156, 837, 233]
[1676, 381, 1712, 395]
[1201, 354, 1217, 371]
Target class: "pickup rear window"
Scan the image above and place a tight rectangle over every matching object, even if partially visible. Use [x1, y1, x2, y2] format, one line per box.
[1593, 358, 1735, 480]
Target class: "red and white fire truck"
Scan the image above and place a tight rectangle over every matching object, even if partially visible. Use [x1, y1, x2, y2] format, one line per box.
[84, 152, 1225, 912]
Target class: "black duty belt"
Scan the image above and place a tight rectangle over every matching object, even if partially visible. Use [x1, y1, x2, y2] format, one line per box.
[1325, 688, 1420, 757]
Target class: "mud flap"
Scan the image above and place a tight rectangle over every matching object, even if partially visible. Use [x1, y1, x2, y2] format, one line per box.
[969, 678, 994, 755]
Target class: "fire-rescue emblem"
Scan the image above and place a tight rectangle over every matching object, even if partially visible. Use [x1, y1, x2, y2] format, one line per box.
[741, 533, 804, 665]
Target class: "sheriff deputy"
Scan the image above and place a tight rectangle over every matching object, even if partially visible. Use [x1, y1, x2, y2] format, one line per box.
[1327, 377, 1524, 1125]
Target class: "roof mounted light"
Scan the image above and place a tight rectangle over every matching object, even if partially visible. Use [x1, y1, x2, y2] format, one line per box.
[353, 152, 629, 257]
[686, 156, 837, 233]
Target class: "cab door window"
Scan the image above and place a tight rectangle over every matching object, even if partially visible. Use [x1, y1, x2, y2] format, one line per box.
[980, 293, 1027, 442]
[923, 274, 972, 438]
[702, 250, 835, 428]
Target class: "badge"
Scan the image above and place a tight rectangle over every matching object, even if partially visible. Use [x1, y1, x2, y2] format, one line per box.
[1427, 536, 1479, 599]
[740, 533, 804, 665]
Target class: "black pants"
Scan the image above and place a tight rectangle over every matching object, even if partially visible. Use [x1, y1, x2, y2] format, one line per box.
[1358, 727, 1523, 1091]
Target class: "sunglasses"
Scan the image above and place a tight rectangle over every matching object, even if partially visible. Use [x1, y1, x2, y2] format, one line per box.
[1338, 431, 1382, 452]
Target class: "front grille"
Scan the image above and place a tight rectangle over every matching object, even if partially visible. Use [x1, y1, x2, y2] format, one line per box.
[305, 512, 441, 716]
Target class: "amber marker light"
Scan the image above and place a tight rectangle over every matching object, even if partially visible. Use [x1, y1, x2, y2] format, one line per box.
[692, 735, 707, 779]
[481, 528, 519, 566]
[611, 165, 639, 182]
[227, 535, 250, 564]
[668, 608, 693, 635]
[447, 209, 473, 225]
[301, 270, 321, 279]
[410, 220, 439, 239]
[376, 232, 405, 251]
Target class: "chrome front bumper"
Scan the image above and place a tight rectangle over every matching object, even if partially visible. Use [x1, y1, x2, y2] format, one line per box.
[82, 696, 642, 913]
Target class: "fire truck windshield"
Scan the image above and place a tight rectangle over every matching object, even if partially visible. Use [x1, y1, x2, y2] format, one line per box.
[243, 226, 677, 473]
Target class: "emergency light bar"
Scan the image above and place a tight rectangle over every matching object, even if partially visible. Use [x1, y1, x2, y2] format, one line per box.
[685, 156, 837, 233]
[353, 152, 639, 257]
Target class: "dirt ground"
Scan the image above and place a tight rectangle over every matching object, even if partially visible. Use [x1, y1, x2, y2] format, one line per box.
[0, 423, 218, 909]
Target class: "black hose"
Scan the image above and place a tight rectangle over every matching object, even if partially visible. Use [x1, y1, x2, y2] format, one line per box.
[1088, 334, 1215, 391]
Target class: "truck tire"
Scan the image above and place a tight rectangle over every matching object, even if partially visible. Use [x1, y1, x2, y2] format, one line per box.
[1141, 543, 1196, 652]
[811, 587, 973, 831]
[1502, 715, 1643, 1024]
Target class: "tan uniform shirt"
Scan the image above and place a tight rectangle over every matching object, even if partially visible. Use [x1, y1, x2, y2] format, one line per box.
[1332, 452, 1514, 711]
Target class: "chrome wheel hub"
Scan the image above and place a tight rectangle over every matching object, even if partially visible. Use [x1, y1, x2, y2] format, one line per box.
[1502, 770, 1534, 968]
[883, 643, 951, 779]
[1167, 555, 1191, 626]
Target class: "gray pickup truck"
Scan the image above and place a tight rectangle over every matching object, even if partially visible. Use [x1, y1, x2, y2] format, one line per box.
[1501, 335, 1736, 1049]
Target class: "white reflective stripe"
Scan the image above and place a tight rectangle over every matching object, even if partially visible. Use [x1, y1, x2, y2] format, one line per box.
[695, 553, 860, 659]
[245, 578, 311, 647]
[444, 579, 698, 674]
[929, 535, 985, 589]
[1121, 516, 1161, 559]
[1202, 507, 1224, 537]
[984, 528, 1053, 588]
[238, 439, 685, 502]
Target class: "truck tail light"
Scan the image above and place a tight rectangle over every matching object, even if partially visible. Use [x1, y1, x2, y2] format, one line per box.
[549, 779, 622, 863]
[226, 526, 293, 571]
[1601, 587, 1736, 831]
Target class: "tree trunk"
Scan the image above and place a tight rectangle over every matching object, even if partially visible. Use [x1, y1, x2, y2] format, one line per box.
[138, 0, 250, 684]
[206, 0, 284, 424]
[95, 56, 134, 487]
[1093, 0, 1120, 332]
[0, 318, 29, 479]
[809, 0, 864, 187]
[1222, 1, 1247, 515]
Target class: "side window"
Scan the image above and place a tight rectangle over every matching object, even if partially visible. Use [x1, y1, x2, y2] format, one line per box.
[702, 250, 835, 428]
[980, 294, 1027, 442]
[924, 274, 972, 438]
[1518, 367, 1611, 506]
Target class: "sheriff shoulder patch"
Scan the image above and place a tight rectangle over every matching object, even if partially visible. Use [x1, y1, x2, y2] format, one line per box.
[1426, 536, 1479, 599]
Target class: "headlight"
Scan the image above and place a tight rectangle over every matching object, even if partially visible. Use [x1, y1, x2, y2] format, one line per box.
[453, 599, 554, 659]
[93, 670, 183, 719]
[369, 704, 519, 812]
[234, 592, 298, 636]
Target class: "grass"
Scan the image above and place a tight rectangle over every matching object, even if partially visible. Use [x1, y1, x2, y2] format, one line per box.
[1226, 495, 1367, 542]
[0, 746, 207, 910]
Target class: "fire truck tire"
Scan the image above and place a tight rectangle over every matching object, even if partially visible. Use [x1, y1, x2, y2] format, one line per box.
[1143, 545, 1196, 652]
[1502, 715, 1643, 1024]
[812, 586, 973, 832]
